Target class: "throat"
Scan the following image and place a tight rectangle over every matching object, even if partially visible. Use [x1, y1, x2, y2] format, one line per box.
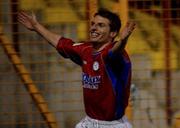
[92, 42, 109, 52]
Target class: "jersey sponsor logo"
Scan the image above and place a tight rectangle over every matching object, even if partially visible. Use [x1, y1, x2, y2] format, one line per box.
[82, 73, 101, 89]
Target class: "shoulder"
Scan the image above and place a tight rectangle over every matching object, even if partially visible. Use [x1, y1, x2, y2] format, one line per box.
[106, 49, 131, 64]
[57, 37, 89, 47]
[72, 41, 89, 47]
[72, 42, 84, 46]
[73, 41, 92, 52]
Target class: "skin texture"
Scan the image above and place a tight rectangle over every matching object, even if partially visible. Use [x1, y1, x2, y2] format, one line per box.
[89, 15, 116, 51]
[17, 11, 135, 52]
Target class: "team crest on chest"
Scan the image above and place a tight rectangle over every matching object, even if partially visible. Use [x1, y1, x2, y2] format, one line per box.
[93, 61, 99, 71]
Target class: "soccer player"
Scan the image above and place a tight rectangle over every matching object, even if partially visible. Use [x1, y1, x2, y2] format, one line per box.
[18, 8, 135, 128]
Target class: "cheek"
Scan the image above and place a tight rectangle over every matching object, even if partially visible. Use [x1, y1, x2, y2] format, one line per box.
[98, 28, 111, 40]
[102, 28, 111, 36]
[102, 31, 111, 39]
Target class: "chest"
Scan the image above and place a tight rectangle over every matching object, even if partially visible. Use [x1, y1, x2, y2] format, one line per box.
[81, 51, 108, 89]
[81, 51, 105, 75]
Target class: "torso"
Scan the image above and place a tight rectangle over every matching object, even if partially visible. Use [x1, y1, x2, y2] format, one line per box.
[56, 37, 131, 121]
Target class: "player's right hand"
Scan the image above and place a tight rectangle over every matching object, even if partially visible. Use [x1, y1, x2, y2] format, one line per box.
[17, 11, 38, 31]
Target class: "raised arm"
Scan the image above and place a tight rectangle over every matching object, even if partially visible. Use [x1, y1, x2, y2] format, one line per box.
[17, 11, 61, 48]
[111, 22, 136, 53]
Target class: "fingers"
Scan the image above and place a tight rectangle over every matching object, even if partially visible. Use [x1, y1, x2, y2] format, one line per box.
[126, 21, 136, 34]
[17, 12, 28, 26]
[124, 21, 136, 36]
[17, 11, 34, 30]
[18, 10, 37, 24]
[17, 12, 25, 20]
[18, 11, 27, 22]
[18, 11, 31, 22]
[120, 21, 136, 40]
[129, 22, 136, 30]
[18, 11, 26, 19]
[17, 14, 26, 26]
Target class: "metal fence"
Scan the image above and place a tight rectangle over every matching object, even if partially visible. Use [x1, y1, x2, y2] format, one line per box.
[0, 0, 179, 128]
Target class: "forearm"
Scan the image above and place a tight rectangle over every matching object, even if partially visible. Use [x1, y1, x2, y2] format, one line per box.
[111, 21, 135, 53]
[111, 38, 128, 53]
[34, 23, 61, 48]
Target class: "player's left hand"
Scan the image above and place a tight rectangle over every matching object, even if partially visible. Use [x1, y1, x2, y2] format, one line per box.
[120, 21, 136, 41]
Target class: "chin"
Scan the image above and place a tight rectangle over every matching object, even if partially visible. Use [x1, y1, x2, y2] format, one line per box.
[89, 38, 96, 42]
[90, 38, 101, 43]
[90, 39, 97, 42]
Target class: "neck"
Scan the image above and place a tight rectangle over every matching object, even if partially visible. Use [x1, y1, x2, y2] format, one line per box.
[92, 41, 111, 52]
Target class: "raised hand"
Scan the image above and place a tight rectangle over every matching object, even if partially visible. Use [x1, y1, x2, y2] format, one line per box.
[120, 21, 136, 41]
[17, 11, 38, 31]
[111, 21, 136, 52]
[17, 11, 61, 47]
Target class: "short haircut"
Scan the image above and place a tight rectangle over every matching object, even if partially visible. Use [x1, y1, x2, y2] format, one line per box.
[94, 8, 121, 33]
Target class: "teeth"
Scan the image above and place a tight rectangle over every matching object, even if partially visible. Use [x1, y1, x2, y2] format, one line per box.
[91, 32, 99, 37]
[92, 33, 98, 36]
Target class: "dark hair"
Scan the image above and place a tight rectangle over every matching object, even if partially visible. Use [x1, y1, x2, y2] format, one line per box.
[94, 8, 121, 33]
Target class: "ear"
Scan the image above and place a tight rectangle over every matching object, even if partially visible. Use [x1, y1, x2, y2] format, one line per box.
[110, 31, 117, 38]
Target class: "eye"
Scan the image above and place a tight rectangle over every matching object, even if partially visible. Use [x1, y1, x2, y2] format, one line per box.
[98, 23, 106, 27]
[91, 22, 95, 26]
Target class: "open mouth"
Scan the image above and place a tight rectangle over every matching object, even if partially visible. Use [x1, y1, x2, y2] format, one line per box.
[90, 31, 100, 38]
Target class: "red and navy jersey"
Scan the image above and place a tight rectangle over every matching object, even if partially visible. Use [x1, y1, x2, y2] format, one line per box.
[56, 37, 131, 121]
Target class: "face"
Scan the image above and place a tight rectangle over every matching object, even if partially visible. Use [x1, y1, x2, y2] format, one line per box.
[90, 15, 116, 44]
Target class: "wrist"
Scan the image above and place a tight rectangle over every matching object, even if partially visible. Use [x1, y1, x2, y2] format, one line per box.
[33, 22, 41, 32]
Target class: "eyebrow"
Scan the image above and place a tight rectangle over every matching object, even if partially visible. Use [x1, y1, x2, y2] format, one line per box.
[90, 21, 108, 26]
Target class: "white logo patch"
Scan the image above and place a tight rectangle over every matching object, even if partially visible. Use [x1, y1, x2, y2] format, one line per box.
[83, 60, 87, 64]
[72, 43, 83, 46]
[93, 61, 99, 71]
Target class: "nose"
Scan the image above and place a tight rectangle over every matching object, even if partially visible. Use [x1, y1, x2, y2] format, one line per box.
[90, 24, 97, 31]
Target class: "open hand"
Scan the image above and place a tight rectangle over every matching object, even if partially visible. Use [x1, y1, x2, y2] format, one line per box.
[17, 11, 38, 31]
[120, 21, 136, 41]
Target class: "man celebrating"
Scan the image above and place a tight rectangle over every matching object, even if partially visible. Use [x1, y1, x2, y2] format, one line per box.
[18, 8, 135, 128]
